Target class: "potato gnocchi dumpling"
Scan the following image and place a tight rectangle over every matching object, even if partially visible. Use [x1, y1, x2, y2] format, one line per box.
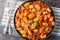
[15, 1, 55, 40]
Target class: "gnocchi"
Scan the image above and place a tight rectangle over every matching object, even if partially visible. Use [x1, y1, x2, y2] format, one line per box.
[15, 1, 55, 40]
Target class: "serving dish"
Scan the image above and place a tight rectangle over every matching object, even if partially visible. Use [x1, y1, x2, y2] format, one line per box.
[14, 0, 55, 40]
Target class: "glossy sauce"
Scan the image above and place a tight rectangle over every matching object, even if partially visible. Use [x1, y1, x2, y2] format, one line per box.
[15, 1, 55, 40]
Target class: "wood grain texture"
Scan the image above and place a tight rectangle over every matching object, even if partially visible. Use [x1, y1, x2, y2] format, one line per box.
[0, 0, 60, 40]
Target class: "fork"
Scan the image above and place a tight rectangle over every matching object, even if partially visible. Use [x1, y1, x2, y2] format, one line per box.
[3, 9, 12, 35]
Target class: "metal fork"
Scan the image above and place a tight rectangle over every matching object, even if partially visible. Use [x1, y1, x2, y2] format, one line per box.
[3, 9, 12, 35]
[3, 0, 16, 35]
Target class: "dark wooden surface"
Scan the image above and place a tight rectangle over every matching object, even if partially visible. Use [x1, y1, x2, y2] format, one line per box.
[0, 0, 60, 40]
